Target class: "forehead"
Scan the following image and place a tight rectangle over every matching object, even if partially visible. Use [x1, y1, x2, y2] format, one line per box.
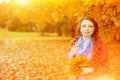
[81, 20, 94, 25]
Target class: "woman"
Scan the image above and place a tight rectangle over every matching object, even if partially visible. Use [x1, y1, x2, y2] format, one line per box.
[69, 16, 110, 80]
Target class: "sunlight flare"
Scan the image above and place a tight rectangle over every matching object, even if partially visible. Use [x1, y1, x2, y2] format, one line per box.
[4, 0, 9, 3]
[17, 0, 28, 5]
[0, 0, 3, 3]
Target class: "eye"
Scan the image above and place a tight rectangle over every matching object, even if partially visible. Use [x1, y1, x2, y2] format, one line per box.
[89, 25, 93, 28]
[81, 25, 86, 28]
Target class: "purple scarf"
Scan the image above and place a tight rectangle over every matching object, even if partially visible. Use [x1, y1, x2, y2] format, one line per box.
[75, 36, 92, 59]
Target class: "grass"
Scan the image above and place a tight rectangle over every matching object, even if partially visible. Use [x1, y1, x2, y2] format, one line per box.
[0, 29, 40, 38]
[0, 29, 70, 40]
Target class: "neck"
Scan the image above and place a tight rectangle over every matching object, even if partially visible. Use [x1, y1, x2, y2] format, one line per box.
[82, 36, 91, 42]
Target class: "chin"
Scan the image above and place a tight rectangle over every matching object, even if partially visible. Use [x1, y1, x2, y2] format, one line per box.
[83, 35, 91, 38]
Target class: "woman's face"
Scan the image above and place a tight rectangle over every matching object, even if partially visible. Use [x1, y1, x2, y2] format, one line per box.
[80, 20, 95, 37]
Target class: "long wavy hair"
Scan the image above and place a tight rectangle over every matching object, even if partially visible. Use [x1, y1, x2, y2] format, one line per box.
[71, 16, 99, 46]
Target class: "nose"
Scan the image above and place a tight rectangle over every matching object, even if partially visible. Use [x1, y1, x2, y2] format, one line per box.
[85, 26, 89, 31]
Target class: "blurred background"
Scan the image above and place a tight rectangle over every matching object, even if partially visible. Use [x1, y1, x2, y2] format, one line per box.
[0, 0, 119, 42]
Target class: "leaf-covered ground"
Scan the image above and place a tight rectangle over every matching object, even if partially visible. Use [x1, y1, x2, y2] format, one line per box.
[0, 38, 120, 80]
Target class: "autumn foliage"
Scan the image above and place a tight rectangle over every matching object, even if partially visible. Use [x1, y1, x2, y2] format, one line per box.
[0, 38, 70, 79]
[67, 56, 89, 76]
[0, 0, 120, 43]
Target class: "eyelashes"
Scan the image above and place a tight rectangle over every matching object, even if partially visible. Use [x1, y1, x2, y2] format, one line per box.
[81, 25, 85, 28]
[81, 25, 94, 28]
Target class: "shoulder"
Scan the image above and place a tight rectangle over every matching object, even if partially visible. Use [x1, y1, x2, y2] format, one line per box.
[97, 37, 109, 57]
[92, 37, 109, 56]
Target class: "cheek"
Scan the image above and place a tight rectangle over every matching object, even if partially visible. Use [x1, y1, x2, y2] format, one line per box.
[80, 28, 83, 33]
[80, 27, 84, 31]
[91, 28, 95, 34]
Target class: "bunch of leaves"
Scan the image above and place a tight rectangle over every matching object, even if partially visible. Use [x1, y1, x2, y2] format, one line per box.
[67, 55, 90, 76]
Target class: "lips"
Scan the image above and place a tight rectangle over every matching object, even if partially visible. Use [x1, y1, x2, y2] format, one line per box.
[85, 32, 89, 34]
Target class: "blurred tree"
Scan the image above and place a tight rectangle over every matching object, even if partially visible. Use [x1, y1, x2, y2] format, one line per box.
[0, 0, 119, 42]
[5, 16, 22, 31]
